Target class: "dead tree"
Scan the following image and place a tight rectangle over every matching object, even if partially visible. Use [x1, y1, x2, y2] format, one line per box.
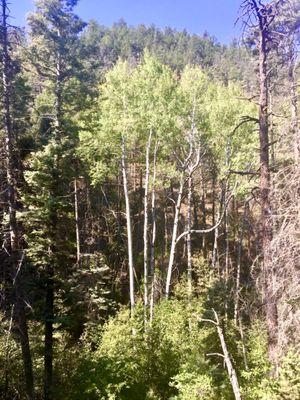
[200, 309, 242, 400]
[240, 0, 285, 365]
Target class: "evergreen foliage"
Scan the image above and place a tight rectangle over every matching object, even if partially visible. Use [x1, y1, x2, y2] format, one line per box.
[0, 0, 299, 399]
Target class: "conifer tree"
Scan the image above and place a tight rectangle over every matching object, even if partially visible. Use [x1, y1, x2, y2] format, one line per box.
[0, 1, 35, 398]
[25, 1, 85, 398]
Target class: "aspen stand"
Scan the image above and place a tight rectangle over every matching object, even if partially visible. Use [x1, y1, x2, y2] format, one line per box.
[121, 136, 135, 315]
[170, 189, 234, 299]
[166, 101, 200, 299]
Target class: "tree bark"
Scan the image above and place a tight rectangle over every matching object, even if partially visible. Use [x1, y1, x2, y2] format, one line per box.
[200, 169, 207, 254]
[212, 193, 222, 271]
[253, 0, 278, 364]
[201, 310, 242, 400]
[1, 1, 35, 398]
[150, 140, 158, 323]
[213, 310, 242, 400]
[187, 174, 193, 299]
[165, 172, 185, 298]
[288, 38, 299, 166]
[121, 136, 135, 314]
[234, 203, 248, 326]
[143, 130, 152, 323]
[74, 179, 81, 264]
[44, 266, 54, 400]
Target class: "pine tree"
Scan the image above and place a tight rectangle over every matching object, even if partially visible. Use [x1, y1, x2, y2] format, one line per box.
[25, 1, 85, 398]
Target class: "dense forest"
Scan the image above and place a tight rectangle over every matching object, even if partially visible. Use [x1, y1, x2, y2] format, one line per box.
[0, 0, 299, 399]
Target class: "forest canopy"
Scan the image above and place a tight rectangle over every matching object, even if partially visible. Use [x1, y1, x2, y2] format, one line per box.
[0, 0, 299, 399]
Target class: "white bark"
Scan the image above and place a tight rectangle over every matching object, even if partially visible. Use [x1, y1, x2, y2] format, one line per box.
[165, 171, 185, 299]
[121, 136, 135, 314]
[165, 103, 200, 298]
[187, 174, 193, 298]
[234, 201, 249, 325]
[212, 196, 221, 270]
[175, 191, 233, 244]
[74, 179, 81, 264]
[214, 311, 242, 400]
[186, 149, 201, 298]
[201, 310, 242, 400]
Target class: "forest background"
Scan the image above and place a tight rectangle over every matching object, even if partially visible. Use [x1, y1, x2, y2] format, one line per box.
[0, 1, 299, 399]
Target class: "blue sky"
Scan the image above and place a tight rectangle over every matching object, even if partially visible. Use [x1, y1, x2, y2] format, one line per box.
[11, 0, 243, 43]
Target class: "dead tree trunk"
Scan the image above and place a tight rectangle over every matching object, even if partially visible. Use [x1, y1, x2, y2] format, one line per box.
[242, 0, 280, 364]
[201, 310, 242, 400]
[288, 37, 299, 166]
[254, 0, 278, 364]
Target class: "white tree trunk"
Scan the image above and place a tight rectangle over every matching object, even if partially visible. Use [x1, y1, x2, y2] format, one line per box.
[201, 310, 242, 400]
[187, 174, 193, 299]
[212, 209, 220, 270]
[74, 179, 81, 264]
[214, 311, 242, 400]
[165, 171, 185, 298]
[234, 201, 248, 325]
[121, 136, 135, 314]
